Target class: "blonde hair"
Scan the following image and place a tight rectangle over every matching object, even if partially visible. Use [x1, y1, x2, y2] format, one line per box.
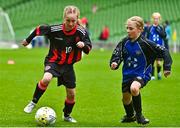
[63, 5, 80, 19]
[152, 12, 161, 20]
[126, 16, 144, 31]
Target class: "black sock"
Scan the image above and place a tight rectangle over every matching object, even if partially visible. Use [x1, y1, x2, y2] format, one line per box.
[157, 65, 161, 74]
[32, 83, 46, 103]
[123, 102, 134, 117]
[132, 93, 142, 116]
[63, 101, 75, 117]
[152, 66, 155, 76]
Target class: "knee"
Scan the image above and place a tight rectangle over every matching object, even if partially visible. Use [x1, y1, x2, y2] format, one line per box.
[157, 61, 161, 66]
[42, 73, 52, 85]
[130, 86, 139, 96]
[42, 77, 51, 85]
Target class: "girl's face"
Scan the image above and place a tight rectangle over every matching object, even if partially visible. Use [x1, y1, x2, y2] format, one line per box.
[126, 21, 141, 41]
[64, 14, 78, 31]
[153, 16, 160, 26]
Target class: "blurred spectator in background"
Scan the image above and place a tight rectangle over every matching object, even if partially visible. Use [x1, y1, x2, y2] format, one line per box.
[172, 29, 177, 53]
[163, 20, 171, 50]
[81, 17, 90, 35]
[99, 25, 110, 41]
[92, 4, 98, 14]
[26, 28, 48, 49]
[142, 20, 150, 37]
[32, 36, 44, 47]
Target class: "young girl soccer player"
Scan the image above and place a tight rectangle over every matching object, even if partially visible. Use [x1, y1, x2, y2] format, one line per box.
[146, 12, 167, 80]
[110, 16, 172, 124]
[22, 5, 92, 123]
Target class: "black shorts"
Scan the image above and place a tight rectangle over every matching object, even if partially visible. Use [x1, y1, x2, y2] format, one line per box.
[44, 63, 76, 88]
[156, 57, 163, 61]
[122, 77, 146, 93]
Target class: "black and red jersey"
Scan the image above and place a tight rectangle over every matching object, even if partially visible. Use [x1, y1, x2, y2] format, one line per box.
[26, 24, 92, 65]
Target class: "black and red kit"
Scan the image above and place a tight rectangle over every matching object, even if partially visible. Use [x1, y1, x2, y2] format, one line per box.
[26, 24, 92, 65]
[25, 24, 92, 87]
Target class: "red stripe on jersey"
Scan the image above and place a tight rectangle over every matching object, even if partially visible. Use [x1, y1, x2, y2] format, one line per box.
[67, 50, 74, 64]
[36, 26, 40, 35]
[58, 50, 66, 64]
[62, 24, 77, 35]
[76, 51, 82, 62]
[49, 49, 58, 62]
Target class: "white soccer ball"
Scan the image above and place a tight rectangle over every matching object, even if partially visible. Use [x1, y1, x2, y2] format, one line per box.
[35, 107, 56, 126]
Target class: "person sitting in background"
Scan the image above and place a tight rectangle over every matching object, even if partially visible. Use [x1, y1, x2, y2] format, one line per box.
[99, 25, 110, 41]
[142, 20, 150, 37]
[163, 20, 171, 50]
[81, 17, 90, 35]
[92, 4, 98, 14]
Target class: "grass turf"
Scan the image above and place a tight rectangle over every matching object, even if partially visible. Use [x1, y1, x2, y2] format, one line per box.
[0, 48, 179, 127]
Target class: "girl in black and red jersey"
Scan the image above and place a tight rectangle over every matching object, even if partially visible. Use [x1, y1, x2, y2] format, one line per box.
[22, 5, 92, 123]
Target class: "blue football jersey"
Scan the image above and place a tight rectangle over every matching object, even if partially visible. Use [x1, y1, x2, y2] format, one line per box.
[122, 40, 152, 83]
[148, 25, 165, 46]
[110, 35, 172, 84]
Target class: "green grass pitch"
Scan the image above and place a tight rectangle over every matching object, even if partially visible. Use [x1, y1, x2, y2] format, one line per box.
[0, 48, 179, 127]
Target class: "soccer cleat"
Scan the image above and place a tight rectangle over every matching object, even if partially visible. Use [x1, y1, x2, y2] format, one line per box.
[136, 115, 149, 124]
[121, 115, 136, 123]
[151, 76, 155, 80]
[64, 116, 77, 123]
[24, 101, 36, 113]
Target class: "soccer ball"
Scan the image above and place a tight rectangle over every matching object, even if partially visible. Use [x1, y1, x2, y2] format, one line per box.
[35, 107, 56, 126]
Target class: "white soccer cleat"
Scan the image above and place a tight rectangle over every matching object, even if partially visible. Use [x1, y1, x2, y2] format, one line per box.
[24, 101, 36, 113]
[64, 116, 77, 123]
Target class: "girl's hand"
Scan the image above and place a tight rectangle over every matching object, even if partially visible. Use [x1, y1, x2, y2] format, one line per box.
[76, 41, 85, 48]
[111, 62, 118, 70]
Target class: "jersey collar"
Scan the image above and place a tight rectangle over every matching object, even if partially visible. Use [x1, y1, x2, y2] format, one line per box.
[63, 24, 77, 36]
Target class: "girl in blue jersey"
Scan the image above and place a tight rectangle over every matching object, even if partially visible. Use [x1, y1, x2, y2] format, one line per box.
[110, 16, 172, 124]
[146, 12, 167, 80]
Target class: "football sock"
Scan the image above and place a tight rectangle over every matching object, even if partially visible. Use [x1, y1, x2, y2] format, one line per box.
[132, 93, 142, 116]
[63, 99, 75, 117]
[32, 81, 47, 103]
[123, 101, 134, 117]
[152, 66, 155, 76]
[157, 65, 161, 74]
